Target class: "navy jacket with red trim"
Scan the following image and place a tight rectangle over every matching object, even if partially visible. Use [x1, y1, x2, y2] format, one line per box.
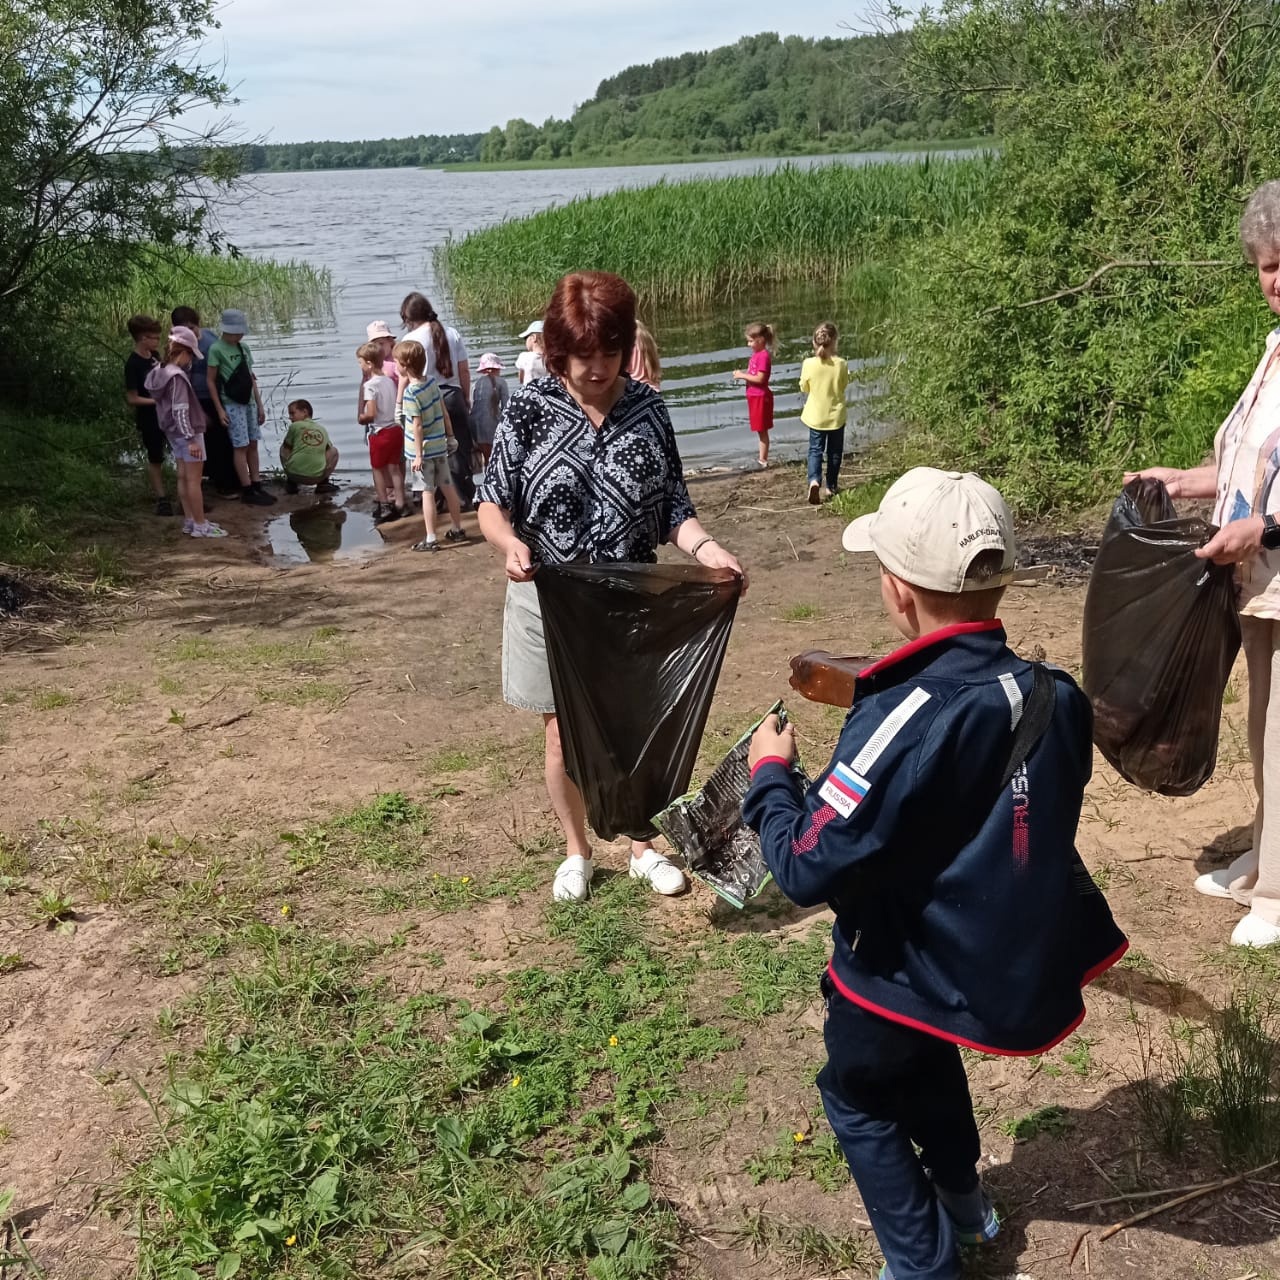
[744, 621, 1127, 1056]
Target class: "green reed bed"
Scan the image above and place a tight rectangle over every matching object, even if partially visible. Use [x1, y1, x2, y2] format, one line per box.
[436, 156, 996, 314]
[99, 246, 333, 335]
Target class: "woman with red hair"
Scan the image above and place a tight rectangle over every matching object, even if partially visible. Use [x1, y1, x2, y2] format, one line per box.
[478, 271, 746, 904]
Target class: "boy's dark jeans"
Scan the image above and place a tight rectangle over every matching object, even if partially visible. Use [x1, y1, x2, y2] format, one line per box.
[806, 426, 845, 489]
[818, 976, 980, 1280]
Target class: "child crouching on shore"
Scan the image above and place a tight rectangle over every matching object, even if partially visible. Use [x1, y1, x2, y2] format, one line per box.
[745, 468, 1127, 1280]
[145, 326, 225, 538]
[280, 401, 339, 493]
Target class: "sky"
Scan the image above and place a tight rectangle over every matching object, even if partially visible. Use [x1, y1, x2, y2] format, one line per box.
[200, 0, 883, 144]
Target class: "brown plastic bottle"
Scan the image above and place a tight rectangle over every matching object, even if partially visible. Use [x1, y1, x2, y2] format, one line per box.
[788, 651, 872, 709]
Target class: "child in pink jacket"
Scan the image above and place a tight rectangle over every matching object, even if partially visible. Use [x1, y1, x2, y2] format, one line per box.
[145, 326, 227, 538]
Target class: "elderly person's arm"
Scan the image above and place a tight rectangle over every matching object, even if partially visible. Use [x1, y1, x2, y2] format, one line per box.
[1124, 464, 1217, 500]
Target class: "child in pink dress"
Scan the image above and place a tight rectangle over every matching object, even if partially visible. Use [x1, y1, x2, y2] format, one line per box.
[734, 322, 775, 468]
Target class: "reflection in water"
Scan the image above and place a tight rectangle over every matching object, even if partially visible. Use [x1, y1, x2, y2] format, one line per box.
[221, 155, 939, 473]
[267, 497, 384, 565]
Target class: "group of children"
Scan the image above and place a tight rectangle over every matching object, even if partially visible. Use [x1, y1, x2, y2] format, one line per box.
[735, 319, 852, 504]
[128, 304, 853, 543]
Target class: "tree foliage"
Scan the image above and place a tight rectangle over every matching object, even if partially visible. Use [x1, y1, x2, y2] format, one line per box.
[0, 0, 239, 401]
[239, 30, 990, 173]
[888, 0, 1280, 511]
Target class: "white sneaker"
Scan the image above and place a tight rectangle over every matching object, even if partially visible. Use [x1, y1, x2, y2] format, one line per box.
[552, 854, 593, 903]
[191, 521, 228, 538]
[1231, 912, 1280, 948]
[629, 847, 685, 896]
[182, 517, 195, 534]
[1194, 849, 1257, 899]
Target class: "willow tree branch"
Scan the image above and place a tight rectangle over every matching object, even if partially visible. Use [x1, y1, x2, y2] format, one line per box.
[985, 258, 1234, 314]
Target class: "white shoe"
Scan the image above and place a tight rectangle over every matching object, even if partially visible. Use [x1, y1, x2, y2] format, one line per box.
[1194, 848, 1257, 899]
[552, 854, 593, 903]
[629, 847, 685, 896]
[191, 521, 228, 539]
[1231, 912, 1280, 948]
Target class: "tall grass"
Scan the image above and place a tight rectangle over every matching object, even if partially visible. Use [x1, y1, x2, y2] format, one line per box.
[436, 156, 996, 314]
[98, 245, 333, 337]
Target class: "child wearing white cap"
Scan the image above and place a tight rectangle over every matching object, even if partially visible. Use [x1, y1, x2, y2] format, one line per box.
[516, 321, 546, 385]
[744, 468, 1126, 1280]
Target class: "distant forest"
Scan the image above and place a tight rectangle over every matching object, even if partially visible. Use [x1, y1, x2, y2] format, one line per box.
[237, 29, 988, 172]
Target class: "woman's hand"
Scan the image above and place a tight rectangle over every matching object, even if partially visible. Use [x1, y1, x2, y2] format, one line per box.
[505, 538, 536, 583]
[695, 539, 749, 594]
[1197, 514, 1264, 565]
[1124, 466, 1186, 497]
[749, 715, 796, 770]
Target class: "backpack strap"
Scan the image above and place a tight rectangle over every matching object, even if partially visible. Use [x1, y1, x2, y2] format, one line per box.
[999, 662, 1056, 789]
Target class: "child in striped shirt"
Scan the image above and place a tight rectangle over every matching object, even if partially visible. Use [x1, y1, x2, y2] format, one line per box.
[394, 339, 467, 553]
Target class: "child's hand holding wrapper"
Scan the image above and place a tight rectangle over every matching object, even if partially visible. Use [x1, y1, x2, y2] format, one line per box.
[749, 713, 796, 770]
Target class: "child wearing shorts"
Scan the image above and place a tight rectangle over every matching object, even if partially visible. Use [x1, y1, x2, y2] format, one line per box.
[145, 325, 225, 537]
[207, 308, 274, 507]
[394, 339, 466, 554]
[357, 341, 406, 522]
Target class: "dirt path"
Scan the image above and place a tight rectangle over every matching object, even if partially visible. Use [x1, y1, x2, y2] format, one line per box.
[1, 468, 1278, 1279]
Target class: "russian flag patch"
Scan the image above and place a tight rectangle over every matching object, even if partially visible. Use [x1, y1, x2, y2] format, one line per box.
[819, 762, 870, 818]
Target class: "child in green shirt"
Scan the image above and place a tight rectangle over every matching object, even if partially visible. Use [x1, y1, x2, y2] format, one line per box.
[280, 400, 339, 494]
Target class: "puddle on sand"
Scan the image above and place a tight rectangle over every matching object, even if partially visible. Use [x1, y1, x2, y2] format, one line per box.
[266, 495, 387, 566]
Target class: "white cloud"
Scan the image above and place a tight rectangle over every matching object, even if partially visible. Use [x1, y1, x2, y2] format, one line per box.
[194, 0, 881, 141]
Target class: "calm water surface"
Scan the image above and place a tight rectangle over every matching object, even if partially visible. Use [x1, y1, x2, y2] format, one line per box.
[225, 153, 930, 476]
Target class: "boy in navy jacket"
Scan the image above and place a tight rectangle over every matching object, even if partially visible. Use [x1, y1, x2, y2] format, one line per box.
[744, 468, 1127, 1280]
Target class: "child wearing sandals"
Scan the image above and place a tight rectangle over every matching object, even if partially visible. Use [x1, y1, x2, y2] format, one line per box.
[733, 321, 774, 468]
[145, 326, 226, 538]
[395, 339, 467, 553]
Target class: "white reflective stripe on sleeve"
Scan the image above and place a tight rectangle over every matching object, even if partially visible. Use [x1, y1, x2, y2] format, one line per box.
[999, 672, 1024, 730]
[850, 686, 931, 775]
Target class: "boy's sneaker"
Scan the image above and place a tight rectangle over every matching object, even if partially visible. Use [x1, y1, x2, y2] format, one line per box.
[412, 537, 439, 552]
[936, 1184, 1000, 1245]
[241, 486, 274, 507]
[191, 521, 228, 539]
[394, 504, 413, 520]
[285, 478, 300, 495]
[371, 503, 393, 524]
[807, 481, 820, 506]
[155, 497, 173, 516]
[315, 480, 339, 495]
[552, 854, 594, 903]
[629, 847, 685, 896]
[250, 481, 277, 504]
[444, 528, 468, 544]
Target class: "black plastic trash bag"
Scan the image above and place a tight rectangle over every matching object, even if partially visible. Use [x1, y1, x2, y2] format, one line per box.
[655, 701, 810, 907]
[536, 562, 742, 841]
[1082, 477, 1241, 796]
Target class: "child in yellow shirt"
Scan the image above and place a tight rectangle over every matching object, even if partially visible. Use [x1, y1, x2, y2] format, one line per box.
[800, 322, 851, 505]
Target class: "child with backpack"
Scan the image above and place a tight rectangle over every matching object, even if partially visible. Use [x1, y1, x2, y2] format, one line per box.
[207, 308, 274, 507]
[745, 468, 1127, 1280]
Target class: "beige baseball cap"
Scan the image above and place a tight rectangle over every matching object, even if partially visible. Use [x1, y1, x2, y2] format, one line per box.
[841, 467, 1016, 592]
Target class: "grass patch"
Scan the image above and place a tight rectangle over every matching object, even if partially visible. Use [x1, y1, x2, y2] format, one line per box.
[31, 688, 74, 711]
[998, 1104, 1072, 1141]
[438, 156, 995, 313]
[701, 923, 830, 1021]
[781, 604, 820, 622]
[127, 876, 737, 1278]
[746, 1128, 849, 1192]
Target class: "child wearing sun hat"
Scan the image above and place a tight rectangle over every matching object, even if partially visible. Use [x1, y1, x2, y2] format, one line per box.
[469, 352, 510, 467]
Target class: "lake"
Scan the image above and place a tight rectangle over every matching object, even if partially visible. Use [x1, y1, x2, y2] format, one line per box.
[224, 152, 933, 477]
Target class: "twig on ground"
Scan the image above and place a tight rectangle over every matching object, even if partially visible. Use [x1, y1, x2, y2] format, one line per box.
[1067, 1229, 1089, 1267]
[785, 535, 799, 562]
[1085, 1152, 1122, 1196]
[1099, 1160, 1279, 1241]
[405, 673, 417, 692]
[1068, 1178, 1215, 1211]
[197, 683, 229, 707]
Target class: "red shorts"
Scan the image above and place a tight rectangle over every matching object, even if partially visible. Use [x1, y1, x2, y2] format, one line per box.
[368, 425, 404, 469]
[748, 392, 774, 434]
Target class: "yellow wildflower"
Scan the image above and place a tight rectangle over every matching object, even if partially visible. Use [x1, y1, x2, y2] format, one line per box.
[280, 904, 292, 917]
[510, 1074, 522, 1089]
[793, 1132, 807, 1144]
[608, 1035, 619, 1047]
[285, 1235, 297, 1247]
[461, 876, 472, 885]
